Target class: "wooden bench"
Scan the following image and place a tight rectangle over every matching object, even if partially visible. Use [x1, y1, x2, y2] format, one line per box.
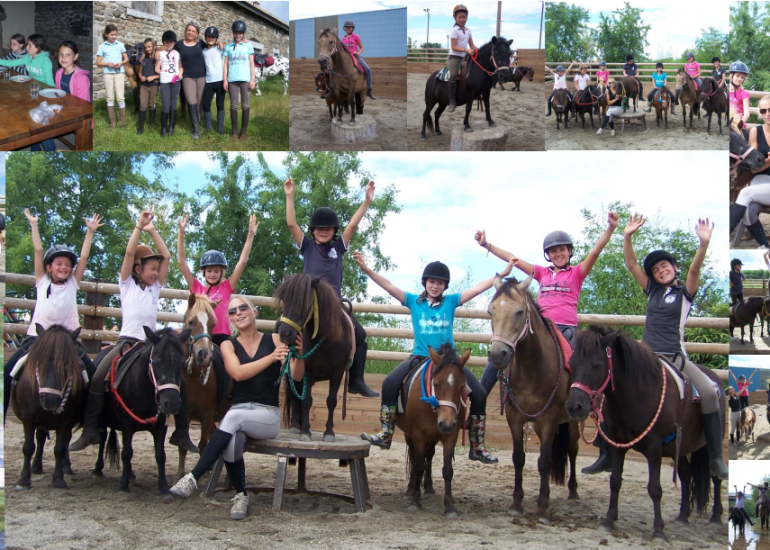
[204, 430, 372, 512]
[615, 109, 647, 133]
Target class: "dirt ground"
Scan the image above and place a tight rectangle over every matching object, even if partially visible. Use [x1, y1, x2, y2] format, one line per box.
[730, 328, 770, 354]
[545, 97, 729, 150]
[5, 418, 728, 550]
[289, 95, 406, 151]
[407, 75, 544, 151]
[730, 403, 770, 460]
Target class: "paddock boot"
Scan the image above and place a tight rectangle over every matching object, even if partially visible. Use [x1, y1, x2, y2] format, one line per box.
[361, 404, 396, 449]
[148, 108, 156, 128]
[230, 108, 239, 140]
[702, 411, 729, 480]
[239, 108, 250, 141]
[69, 390, 105, 451]
[217, 110, 225, 135]
[169, 109, 177, 136]
[367, 89, 377, 100]
[347, 341, 378, 397]
[447, 81, 458, 113]
[730, 433, 734, 445]
[204, 111, 213, 132]
[468, 415, 498, 464]
[136, 110, 146, 136]
[582, 427, 612, 474]
[160, 111, 169, 138]
[107, 105, 117, 132]
[747, 220, 770, 249]
[118, 107, 127, 129]
[189, 104, 201, 140]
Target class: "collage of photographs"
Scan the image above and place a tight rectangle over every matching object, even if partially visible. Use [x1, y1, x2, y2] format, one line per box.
[0, 0, 754, 549]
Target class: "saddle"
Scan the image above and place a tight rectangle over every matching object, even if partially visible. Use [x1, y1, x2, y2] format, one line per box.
[435, 57, 470, 94]
[656, 355, 689, 402]
[255, 54, 274, 67]
[399, 356, 430, 414]
[110, 341, 146, 391]
[10, 336, 90, 383]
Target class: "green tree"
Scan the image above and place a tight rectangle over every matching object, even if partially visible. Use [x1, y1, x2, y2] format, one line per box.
[572, 202, 727, 370]
[691, 27, 728, 64]
[545, 3, 595, 62]
[596, 2, 650, 63]
[420, 41, 443, 49]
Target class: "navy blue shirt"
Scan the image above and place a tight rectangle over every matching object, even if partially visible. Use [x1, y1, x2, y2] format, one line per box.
[730, 271, 745, 295]
[623, 63, 638, 76]
[299, 235, 347, 297]
[642, 279, 693, 357]
[60, 72, 73, 95]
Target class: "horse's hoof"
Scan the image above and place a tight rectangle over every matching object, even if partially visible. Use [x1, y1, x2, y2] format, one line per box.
[599, 523, 614, 533]
[651, 531, 668, 542]
[674, 515, 689, 524]
[424, 487, 436, 495]
[118, 488, 131, 494]
[299, 433, 312, 442]
[91, 470, 104, 478]
[288, 426, 300, 435]
[708, 518, 723, 527]
[15, 484, 30, 491]
[464, 127, 474, 133]
[488, 121, 497, 128]
[407, 503, 422, 512]
[567, 492, 580, 500]
[161, 494, 174, 504]
[435, 130, 442, 136]
[421, 136, 426, 141]
[323, 434, 335, 442]
[444, 510, 459, 519]
[52, 478, 68, 489]
[508, 506, 524, 517]
[537, 515, 551, 525]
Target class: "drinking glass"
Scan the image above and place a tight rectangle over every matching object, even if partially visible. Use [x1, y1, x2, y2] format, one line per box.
[30, 83, 39, 98]
[2, 71, 9, 83]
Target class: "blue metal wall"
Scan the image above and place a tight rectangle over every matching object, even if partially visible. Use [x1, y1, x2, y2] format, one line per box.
[729, 366, 768, 392]
[294, 18, 315, 58]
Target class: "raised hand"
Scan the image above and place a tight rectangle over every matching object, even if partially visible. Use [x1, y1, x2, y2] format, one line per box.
[475, 229, 487, 246]
[137, 206, 154, 229]
[607, 211, 620, 229]
[365, 180, 375, 202]
[499, 258, 517, 277]
[352, 251, 368, 270]
[84, 213, 104, 232]
[178, 213, 189, 233]
[624, 213, 646, 236]
[248, 214, 259, 236]
[284, 178, 295, 197]
[695, 218, 714, 245]
[24, 207, 38, 224]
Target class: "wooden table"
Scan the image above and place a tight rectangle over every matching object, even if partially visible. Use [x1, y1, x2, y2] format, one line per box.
[204, 430, 373, 512]
[0, 69, 93, 151]
[615, 109, 647, 134]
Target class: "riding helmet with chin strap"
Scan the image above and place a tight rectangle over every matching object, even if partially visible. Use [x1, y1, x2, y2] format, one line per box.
[643, 250, 677, 278]
[730, 61, 750, 75]
[453, 4, 469, 17]
[655, 62, 663, 69]
[200, 250, 228, 269]
[232, 20, 247, 33]
[309, 207, 340, 238]
[343, 20, 355, 29]
[204, 26, 219, 38]
[625, 53, 634, 62]
[44, 245, 78, 268]
[422, 261, 451, 287]
[161, 30, 177, 43]
[686, 52, 695, 60]
[731, 258, 744, 269]
[542, 231, 573, 262]
[556, 65, 564, 72]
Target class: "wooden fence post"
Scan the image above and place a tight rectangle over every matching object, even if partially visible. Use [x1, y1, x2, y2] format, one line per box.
[83, 280, 106, 354]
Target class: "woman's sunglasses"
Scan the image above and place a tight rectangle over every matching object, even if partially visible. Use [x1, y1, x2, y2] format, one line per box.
[760, 109, 770, 115]
[228, 304, 250, 316]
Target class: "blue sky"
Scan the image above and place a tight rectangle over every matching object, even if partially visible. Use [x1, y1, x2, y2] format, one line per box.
[259, 1, 289, 22]
[408, 2, 544, 49]
[290, 1, 405, 20]
[730, 356, 770, 371]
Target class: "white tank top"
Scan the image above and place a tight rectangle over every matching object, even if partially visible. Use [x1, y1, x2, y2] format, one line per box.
[27, 275, 80, 336]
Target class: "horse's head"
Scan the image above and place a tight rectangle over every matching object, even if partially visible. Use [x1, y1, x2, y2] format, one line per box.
[427, 344, 470, 434]
[553, 89, 568, 112]
[274, 274, 344, 347]
[657, 85, 671, 108]
[315, 72, 330, 96]
[489, 36, 513, 83]
[675, 69, 690, 92]
[731, 117, 766, 172]
[27, 324, 83, 412]
[487, 276, 534, 370]
[183, 293, 216, 368]
[144, 326, 185, 415]
[565, 327, 622, 421]
[317, 28, 339, 70]
[526, 68, 534, 81]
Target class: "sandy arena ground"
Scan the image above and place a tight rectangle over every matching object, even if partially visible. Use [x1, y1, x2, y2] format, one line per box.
[289, 95, 406, 152]
[407, 75, 544, 151]
[730, 403, 770, 460]
[5, 418, 727, 550]
[545, 97, 729, 150]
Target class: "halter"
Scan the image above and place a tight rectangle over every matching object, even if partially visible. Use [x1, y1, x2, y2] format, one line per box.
[419, 359, 468, 416]
[279, 289, 320, 339]
[576, 86, 600, 106]
[468, 49, 500, 78]
[569, 347, 615, 424]
[36, 368, 71, 415]
[187, 331, 214, 386]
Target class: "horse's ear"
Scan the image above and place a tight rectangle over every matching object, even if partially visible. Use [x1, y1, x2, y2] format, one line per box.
[517, 275, 533, 294]
[144, 326, 160, 345]
[506, 39, 513, 46]
[459, 348, 472, 366]
[600, 329, 622, 349]
[188, 292, 197, 309]
[178, 328, 192, 343]
[493, 273, 504, 291]
[331, 27, 338, 36]
[70, 327, 82, 341]
[35, 323, 46, 337]
[428, 346, 441, 365]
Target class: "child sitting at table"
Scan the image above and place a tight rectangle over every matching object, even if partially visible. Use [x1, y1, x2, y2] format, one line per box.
[0, 33, 54, 86]
[4, 33, 28, 75]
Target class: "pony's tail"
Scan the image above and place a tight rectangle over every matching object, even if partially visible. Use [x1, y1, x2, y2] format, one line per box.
[106, 428, 120, 469]
[688, 445, 711, 513]
[550, 422, 570, 486]
[741, 408, 747, 428]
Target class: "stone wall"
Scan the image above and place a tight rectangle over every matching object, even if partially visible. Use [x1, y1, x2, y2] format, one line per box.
[35, 2, 93, 93]
[92, 1, 289, 99]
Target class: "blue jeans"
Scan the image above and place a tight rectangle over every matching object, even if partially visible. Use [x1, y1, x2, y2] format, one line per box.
[30, 139, 56, 151]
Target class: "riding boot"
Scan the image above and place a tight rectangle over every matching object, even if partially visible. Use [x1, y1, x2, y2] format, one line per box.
[170, 386, 200, 454]
[216, 110, 225, 135]
[322, 89, 333, 99]
[702, 411, 728, 480]
[204, 111, 213, 132]
[367, 89, 377, 100]
[69, 390, 105, 451]
[160, 111, 168, 138]
[136, 110, 146, 136]
[730, 433, 734, 445]
[230, 108, 239, 140]
[347, 341, 378, 397]
[546, 98, 552, 116]
[169, 109, 177, 136]
[468, 415, 498, 464]
[731, 204, 747, 234]
[107, 105, 117, 132]
[361, 404, 396, 449]
[118, 107, 127, 129]
[747, 220, 770, 249]
[447, 81, 458, 113]
[239, 108, 250, 141]
[189, 104, 201, 140]
[582, 424, 612, 474]
[148, 108, 156, 128]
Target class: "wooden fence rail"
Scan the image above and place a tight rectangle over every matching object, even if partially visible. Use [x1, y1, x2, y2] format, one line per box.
[288, 57, 406, 100]
[407, 48, 545, 83]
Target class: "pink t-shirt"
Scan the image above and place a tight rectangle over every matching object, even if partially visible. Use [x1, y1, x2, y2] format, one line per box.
[192, 279, 234, 336]
[341, 33, 362, 55]
[532, 262, 588, 326]
[731, 88, 750, 117]
[738, 381, 750, 396]
[596, 70, 609, 84]
[685, 61, 700, 78]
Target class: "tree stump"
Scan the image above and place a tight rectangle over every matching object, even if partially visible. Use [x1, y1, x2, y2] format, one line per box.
[331, 114, 377, 144]
[449, 126, 509, 151]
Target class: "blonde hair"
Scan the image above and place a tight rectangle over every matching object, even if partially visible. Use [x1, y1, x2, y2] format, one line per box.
[228, 296, 259, 337]
[760, 95, 770, 109]
[185, 21, 200, 37]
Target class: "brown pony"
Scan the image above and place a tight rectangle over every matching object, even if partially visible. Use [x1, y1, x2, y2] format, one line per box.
[397, 345, 471, 518]
[487, 276, 580, 524]
[616, 77, 642, 112]
[740, 407, 756, 444]
[761, 500, 770, 530]
[675, 69, 701, 131]
[650, 85, 672, 130]
[700, 77, 727, 135]
[315, 72, 349, 120]
[11, 324, 86, 490]
[552, 88, 571, 130]
[317, 28, 366, 126]
[177, 293, 231, 477]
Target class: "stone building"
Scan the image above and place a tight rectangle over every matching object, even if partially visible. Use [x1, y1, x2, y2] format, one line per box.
[92, 1, 289, 99]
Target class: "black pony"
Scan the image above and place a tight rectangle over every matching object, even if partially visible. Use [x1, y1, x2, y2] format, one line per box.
[574, 85, 601, 129]
[731, 118, 765, 176]
[91, 327, 189, 498]
[274, 274, 353, 442]
[699, 77, 727, 135]
[421, 36, 513, 139]
[731, 297, 770, 344]
[730, 506, 746, 535]
[494, 66, 534, 92]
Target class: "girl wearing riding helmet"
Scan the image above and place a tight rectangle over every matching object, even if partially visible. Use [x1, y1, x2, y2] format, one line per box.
[170, 296, 304, 520]
[223, 20, 256, 141]
[357, 255, 516, 464]
[730, 61, 751, 126]
[156, 30, 183, 138]
[644, 62, 677, 115]
[749, 481, 770, 518]
[177, 212, 259, 346]
[730, 258, 746, 305]
[728, 387, 742, 445]
[201, 26, 227, 135]
[734, 485, 755, 525]
[136, 38, 159, 136]
[622, 53, 643, 100]
[70, 208, 198, 456]
[284, 178, 379, 399]
[3, 209, 102, 422]
[623, 213, 728, 481]
[684, 52, 702, 89]
[596, 60, 609, 87]
[447, 4, 477, 113]
[731, 369, 757, 410]
[596, 80, 623, 136]
[341, 20, 377, 100]
[712, 57, 726, 91]
[545, 61, 576, 116]
[476, 215, 618, 473]
[95, 25, 128, 130]
[572, 64, 590, 118]
[729, 93, 770, 249]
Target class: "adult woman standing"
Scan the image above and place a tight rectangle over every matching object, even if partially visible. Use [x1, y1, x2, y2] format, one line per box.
[175, 22, 208, 140]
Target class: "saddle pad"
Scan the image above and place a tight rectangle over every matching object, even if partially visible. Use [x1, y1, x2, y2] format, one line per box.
[547, 319, 572, 373]
[399, 357, 429, 414]
[659, 357, 686, 401]
[112, 342, 145, 390]
[436, 67, 451, 82]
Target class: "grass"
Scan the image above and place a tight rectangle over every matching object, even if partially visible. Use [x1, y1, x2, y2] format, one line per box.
[0, 489, 4, 532]
[93, 76, 289, 151]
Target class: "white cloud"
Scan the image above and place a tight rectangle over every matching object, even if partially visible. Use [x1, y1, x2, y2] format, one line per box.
[290, 1, 405, 20]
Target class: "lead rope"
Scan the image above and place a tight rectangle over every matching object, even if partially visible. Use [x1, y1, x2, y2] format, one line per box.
[276, 337, 326, 400]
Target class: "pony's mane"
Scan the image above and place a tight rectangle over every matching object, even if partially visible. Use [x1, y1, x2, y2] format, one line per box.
[187, 294, 217, 323]
[478, 35, 511, 57]
[432, 343, 462, 374]
[572, 326, 662, 388]
[142, 327, 184, 361]
[490, 277, 542, 315]
[23, 325, 83, 396]
[273, 274, 345, 343]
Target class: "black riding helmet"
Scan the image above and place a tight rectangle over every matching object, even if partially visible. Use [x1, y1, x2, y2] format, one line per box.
[204, 26, 219, 38]
[625, 53, 634, 62]
[655, 62, 663, 69]
[643, 250, 677, 278]
[712, 56, 721, 63]
[731, 258, 744, 269]
[309, 207, 340, 238]
[200, 250, 227, 269]
[232, 20, 247, 33]
[422, 261, 450, 287]
[542, 231, 573, 262]
[44, 244, 78, 267]
[162, 30, 177, 43]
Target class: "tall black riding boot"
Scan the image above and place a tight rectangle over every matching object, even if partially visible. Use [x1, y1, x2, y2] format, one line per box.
[161, 111, 169, 138]
[170, 384, 200, 454]
[204, 111, 213, 132]
[189, 104, 201, 140]
[69, 390, 105, 451]
[239, 108, 250, 141]
[136, 110, 146, 136]
[747, 220, 770, 249]
[731, 204, 747, 234]
[169, 109, 177, 136]
[447, 81, 458, 113]
[216, 110, 225, 135]
[347, 341, 378, 397]
[582, 422, 612, 474]
[702, 411, 728, 480]
[546, 96, 553, 116]
[148, 108, 156, 128]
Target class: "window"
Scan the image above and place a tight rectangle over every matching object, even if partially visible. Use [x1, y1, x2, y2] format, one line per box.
[127, 1, 163, 22]
[273, 48, 279, 56]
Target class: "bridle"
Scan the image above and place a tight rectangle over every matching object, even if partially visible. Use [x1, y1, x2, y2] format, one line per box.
[576, 86, 601, 107]
[570, 346, 614, 424]
[469, 48, 510, 79]
[419, 359, 468, 418]
[318, 35, 359, 78]
[36, 368, 72, 415]
[279, 288, 320, 339]
[731, 143, 757, 177]
[187, 329, 214, 385]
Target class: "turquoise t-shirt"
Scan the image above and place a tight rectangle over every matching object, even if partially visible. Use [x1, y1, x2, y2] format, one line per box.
[224, 41, 254, 82]
[403, 292, 461, 357]
[651, 72, 667, 88]
[97, 41, 126, 74]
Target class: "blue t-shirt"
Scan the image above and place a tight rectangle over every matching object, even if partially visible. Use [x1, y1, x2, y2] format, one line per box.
[403, 292, 461, 357]
[97, 40, 126, 74]
[224, 41, 254, 82]
[651, 72, 667, 88]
